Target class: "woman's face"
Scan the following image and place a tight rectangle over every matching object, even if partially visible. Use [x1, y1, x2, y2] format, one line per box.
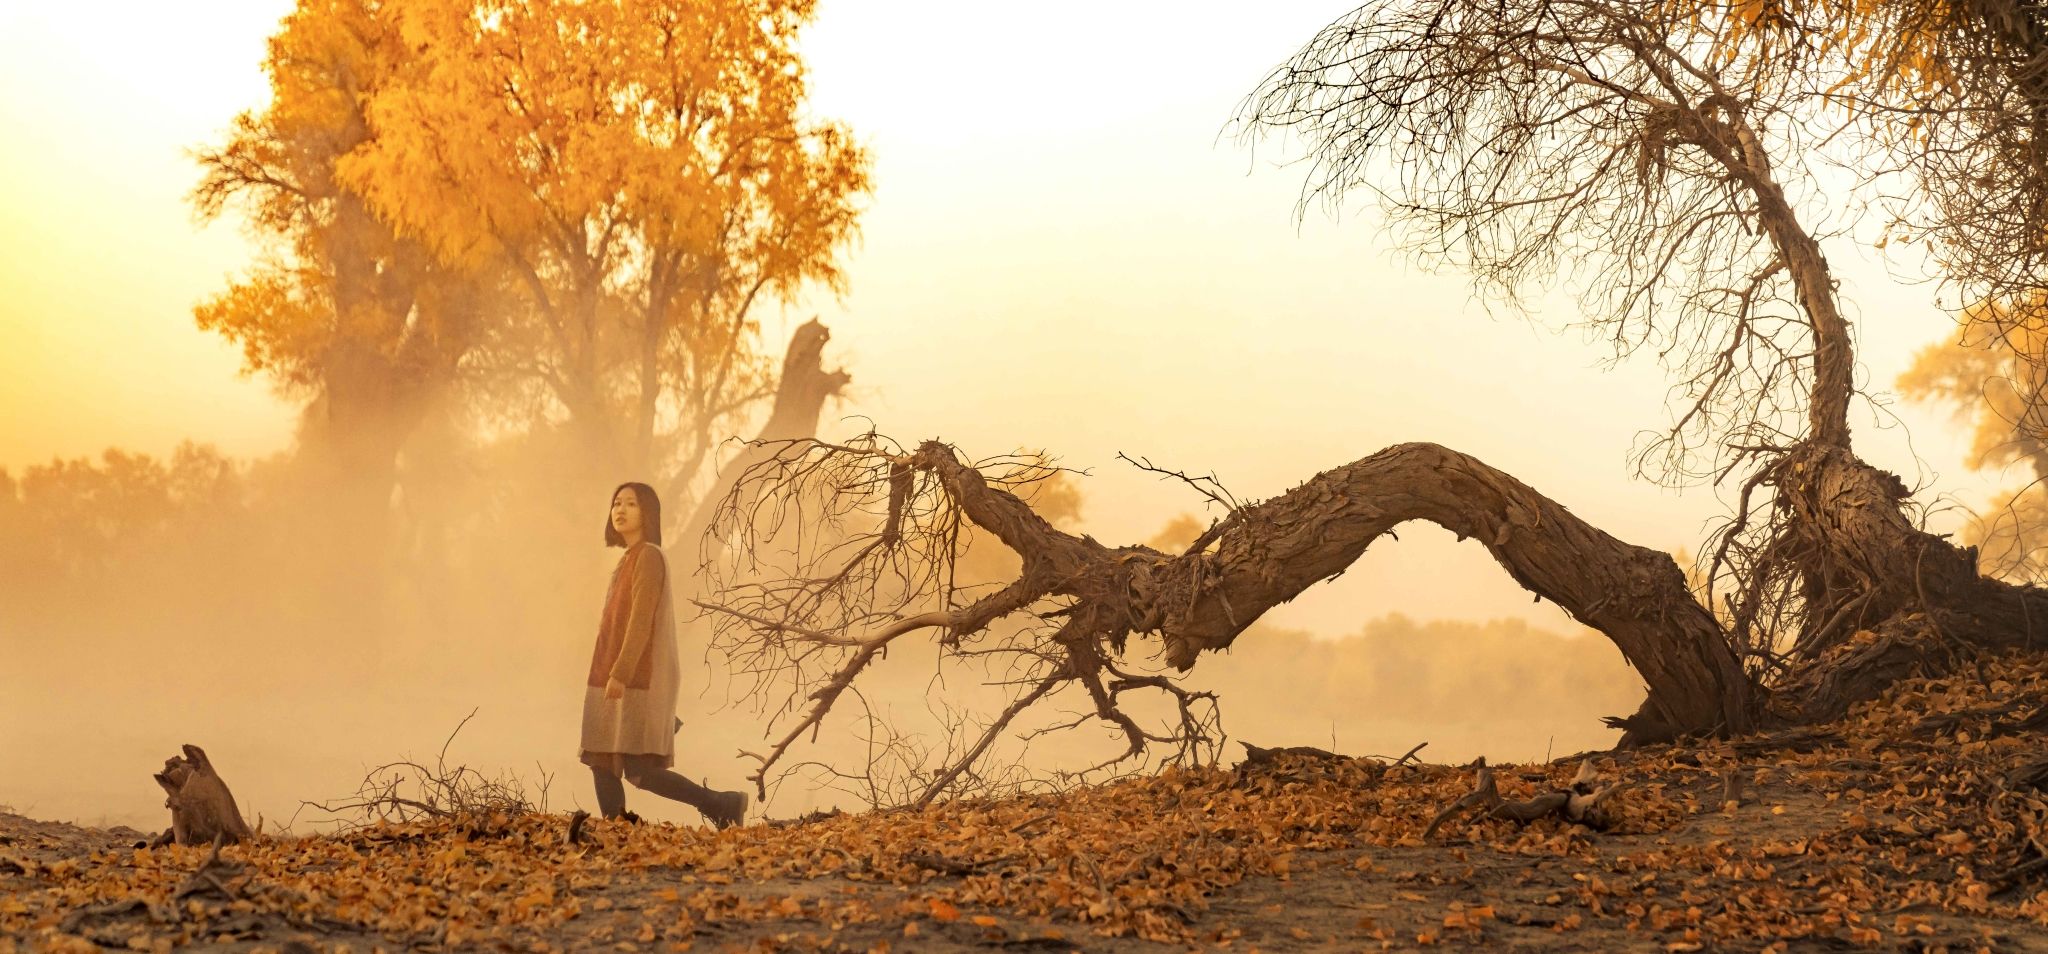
[611, 488, 643, 540]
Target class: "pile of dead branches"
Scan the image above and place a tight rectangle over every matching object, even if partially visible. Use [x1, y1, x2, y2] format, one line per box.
[298, 709, 549, 832]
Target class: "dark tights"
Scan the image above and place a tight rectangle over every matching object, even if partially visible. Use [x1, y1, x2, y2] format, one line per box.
[591, 754, 720, 819]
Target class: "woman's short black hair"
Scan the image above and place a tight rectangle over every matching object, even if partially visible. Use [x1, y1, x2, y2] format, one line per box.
[604, 482, 663, 547]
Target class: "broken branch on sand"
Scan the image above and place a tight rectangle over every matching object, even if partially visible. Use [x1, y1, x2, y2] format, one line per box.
[1424, 758, 1622, 841]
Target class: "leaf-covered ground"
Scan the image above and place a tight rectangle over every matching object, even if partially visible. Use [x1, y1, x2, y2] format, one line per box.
[13, 653, 2048, 952]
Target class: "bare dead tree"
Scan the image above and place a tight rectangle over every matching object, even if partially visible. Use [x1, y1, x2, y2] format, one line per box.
[664, 317, 850, 542]
[695, 433, 1750, 798]
[689, 0, 2048, 798]
[1233, 0, 2048, 720]
[1238, 0, 1860, 486]
[1757, 0, 2048, 596]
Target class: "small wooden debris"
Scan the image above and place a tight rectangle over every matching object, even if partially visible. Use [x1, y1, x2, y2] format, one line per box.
[1426, 757, 1620, 840]
[155, 744, 253, 846]
[1720, 766, 1746, 807]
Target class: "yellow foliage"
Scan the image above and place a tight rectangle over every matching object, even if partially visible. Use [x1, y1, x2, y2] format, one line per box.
[1898, 294, 2048, 477]
[192, 0, 872, 472]
[191, 0, 484, 438]
[335, 0, 872, 461]
[1899, 292, 2048, 579]
[191, 260, 333, 396]
[1656, 0, 1951, 97]
[337, 0, 869, 301]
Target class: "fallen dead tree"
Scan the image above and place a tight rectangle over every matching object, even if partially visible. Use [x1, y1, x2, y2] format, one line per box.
[685, 0, 2048, 804]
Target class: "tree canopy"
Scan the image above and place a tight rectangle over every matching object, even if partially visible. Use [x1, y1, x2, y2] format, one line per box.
[191, 0, 870, 527]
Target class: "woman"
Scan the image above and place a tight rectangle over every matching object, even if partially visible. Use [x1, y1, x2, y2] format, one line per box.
[580, 481, 747, 829]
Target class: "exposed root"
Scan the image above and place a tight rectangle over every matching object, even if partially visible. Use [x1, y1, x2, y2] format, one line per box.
[1230, 741, 1400, 790]
[1239, 741, 1350, 765]
[903, 851, 1019, 877]
[763, 808, 848, 829]
[59, 898, 156, 934]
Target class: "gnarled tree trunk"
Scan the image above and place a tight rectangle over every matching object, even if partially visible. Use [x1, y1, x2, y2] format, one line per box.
[855, 440, 1754, 745]
[1763, 443, 2048, 724]
[1148, 442, 1754, 742]
[701, 428, 2048, 801]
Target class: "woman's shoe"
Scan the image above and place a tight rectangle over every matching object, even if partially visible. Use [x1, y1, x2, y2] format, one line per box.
[707, 790, 747, 830]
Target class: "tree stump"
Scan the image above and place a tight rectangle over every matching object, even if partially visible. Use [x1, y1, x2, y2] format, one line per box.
[153, 745, 252, 847]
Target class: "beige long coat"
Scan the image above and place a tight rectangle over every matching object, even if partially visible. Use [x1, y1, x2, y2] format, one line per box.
[578, 541, 681, 772]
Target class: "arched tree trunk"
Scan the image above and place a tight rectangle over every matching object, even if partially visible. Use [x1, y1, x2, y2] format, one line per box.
[1131, 442, 2048, 740]
[1147, 443, 1756, 742]
[853, 441, 1757, 743]
[702, 434, 2048, 796]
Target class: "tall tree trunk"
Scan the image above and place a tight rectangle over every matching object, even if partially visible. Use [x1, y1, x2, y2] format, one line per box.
[888, 438, 2047, 741]
[306, 193, 440, 543]
[674, 319, 849, 554]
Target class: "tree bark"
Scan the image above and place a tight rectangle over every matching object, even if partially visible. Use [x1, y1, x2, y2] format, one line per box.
[1145, 442, 1755, 740]
[1698, 107, 1855, 451]
[1764, 444, 2048, 723]
[718, 428, 2048, 782]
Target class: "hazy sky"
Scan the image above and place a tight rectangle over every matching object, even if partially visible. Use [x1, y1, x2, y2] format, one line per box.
[0, 0, 2012, 636]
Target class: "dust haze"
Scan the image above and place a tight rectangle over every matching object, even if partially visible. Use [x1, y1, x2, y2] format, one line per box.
[0, 439, 1640, 832]
[3, 0, 1644, 833]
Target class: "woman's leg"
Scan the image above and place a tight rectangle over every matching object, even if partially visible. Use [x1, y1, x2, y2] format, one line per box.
[621, 755, 746, 827]
[620, 755, 716, 810]
[590, 765, 628, 819]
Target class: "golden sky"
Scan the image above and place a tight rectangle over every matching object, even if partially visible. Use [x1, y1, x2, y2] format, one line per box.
[0, 0, 2008, 634]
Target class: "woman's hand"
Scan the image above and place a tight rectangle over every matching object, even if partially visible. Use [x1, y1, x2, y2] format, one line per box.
[605, 676, 625, 700]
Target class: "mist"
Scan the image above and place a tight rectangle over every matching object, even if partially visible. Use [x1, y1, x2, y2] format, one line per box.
[0, 439, 1639, 832]
[1, 0, 1651, 837]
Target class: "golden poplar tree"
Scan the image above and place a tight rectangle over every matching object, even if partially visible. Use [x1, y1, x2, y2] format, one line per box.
[194, 0, 870, 528]
[338, 0, 871, 487]
[1900, 296, 2048, 579]
[192, 0, 492, 521]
